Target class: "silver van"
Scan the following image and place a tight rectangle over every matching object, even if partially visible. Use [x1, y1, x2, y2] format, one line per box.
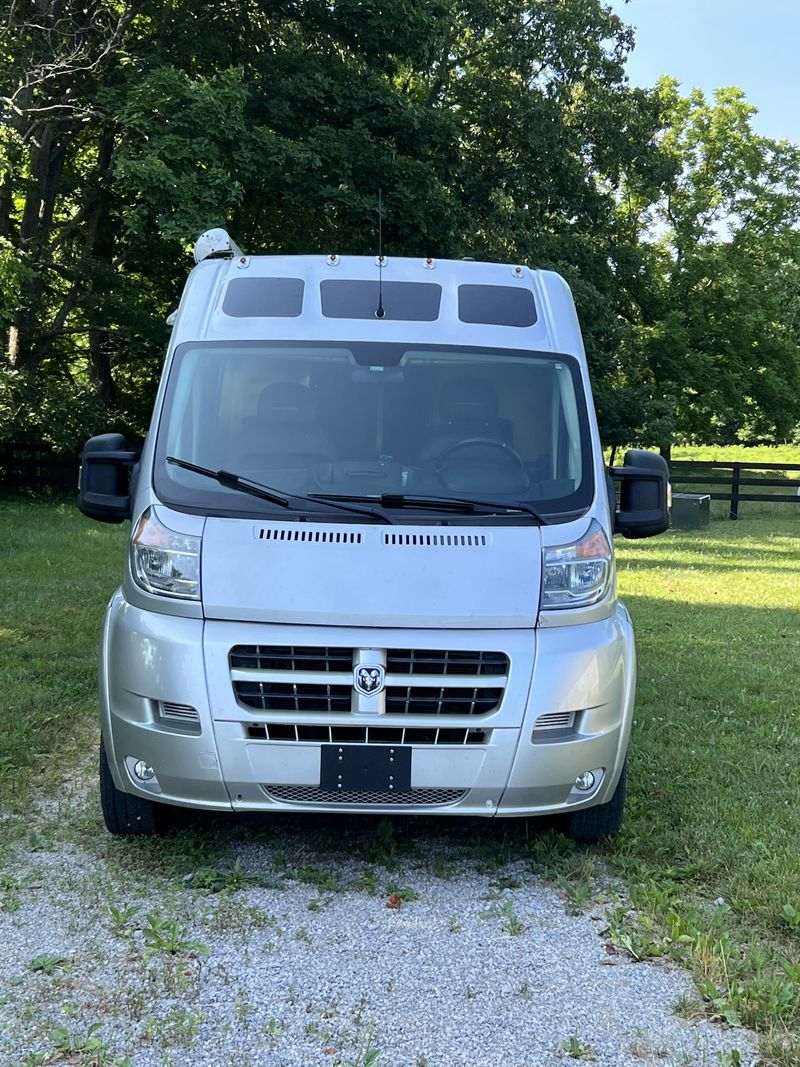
[79, 229, 668, 839]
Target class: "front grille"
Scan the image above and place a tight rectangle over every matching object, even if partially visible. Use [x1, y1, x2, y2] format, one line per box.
[229, 644, 508, 718]
[234, 683, 351, 713]
[386, 686, 503, 716]
[246, 723, 490, 745]
[231, 646, 353, 672]
[385, 649, 507, 676]
[264, 785, 466, 807]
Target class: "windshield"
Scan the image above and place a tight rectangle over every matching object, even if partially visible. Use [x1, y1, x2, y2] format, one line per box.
[153, 341, 594, 521]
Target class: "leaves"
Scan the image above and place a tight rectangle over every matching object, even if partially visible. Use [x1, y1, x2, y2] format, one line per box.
[1, 0, 799, 453]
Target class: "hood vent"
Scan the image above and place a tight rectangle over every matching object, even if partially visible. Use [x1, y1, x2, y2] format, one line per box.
[258, 527, 362, 544]
[383, 532, 489, 548]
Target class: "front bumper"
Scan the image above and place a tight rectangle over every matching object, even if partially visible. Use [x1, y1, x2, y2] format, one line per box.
[100, 593, 635, 818]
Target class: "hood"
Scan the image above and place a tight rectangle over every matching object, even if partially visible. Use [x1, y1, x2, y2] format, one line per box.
[201, 518, 542, 629]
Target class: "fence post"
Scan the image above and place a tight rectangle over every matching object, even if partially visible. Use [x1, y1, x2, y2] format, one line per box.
[730, 463, 740, 520]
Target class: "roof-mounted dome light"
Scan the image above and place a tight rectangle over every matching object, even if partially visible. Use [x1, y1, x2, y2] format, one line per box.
[193, 228, 243, 264]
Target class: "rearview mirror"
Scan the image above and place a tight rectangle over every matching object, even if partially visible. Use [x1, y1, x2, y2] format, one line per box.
[609, 449, 669, 539]
[78, 433, 140, 524]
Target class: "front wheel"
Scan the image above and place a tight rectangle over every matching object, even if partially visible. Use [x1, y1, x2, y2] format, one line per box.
[566, 760, 627, 844]
[99, 736, 167, 836]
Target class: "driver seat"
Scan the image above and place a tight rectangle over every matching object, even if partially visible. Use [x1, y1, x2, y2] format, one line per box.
[418, 376, 514, 464]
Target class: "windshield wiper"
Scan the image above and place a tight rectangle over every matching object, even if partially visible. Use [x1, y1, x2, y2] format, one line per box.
[309, 492, 548, 524]
[166, 458, 393, 524]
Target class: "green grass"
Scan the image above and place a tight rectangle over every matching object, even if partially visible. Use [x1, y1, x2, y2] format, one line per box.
[614, 519, 800, 1061]
[618, 519, 800, 930]
[0, 496, 127, 810]
[672, 444, 800, 464]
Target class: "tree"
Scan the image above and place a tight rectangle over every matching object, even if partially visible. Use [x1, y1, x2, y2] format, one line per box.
[617, 79, 800, 454]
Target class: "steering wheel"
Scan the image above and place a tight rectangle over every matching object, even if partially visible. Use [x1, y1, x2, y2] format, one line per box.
[433, 437, 527, 474]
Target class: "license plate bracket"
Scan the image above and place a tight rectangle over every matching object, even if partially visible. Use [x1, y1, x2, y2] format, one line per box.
[320, 744, 411, 793]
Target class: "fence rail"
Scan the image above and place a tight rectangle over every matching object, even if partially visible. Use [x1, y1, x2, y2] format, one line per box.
[669, 460, 800, 519]
[0, 443, 80, 492]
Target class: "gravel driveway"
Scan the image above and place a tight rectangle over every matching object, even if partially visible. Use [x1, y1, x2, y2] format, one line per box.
[0, 783, 759, 1067]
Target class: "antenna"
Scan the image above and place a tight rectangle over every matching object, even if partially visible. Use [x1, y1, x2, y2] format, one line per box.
[376, 189, 385, 319]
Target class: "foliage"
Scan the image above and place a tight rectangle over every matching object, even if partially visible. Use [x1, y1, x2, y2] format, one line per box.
[1, 2, 799, 447]
[0, 365, 114, 453]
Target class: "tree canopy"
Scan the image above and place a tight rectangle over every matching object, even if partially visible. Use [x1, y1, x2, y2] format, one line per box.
[2, 0, 799, 452]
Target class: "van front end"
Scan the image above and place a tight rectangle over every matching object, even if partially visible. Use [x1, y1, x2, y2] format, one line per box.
[99, 507, 636, 839]
[83, 245, 668, 839]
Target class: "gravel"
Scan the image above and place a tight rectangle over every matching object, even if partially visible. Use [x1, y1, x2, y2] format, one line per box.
[0, 802, 760, 1067]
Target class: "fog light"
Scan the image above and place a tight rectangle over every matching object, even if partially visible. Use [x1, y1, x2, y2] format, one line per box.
[133, 759, 155, 782]
[574, 770, 596, 792]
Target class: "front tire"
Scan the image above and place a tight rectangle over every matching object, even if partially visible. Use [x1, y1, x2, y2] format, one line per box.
[566, 760, 627, 843]
[99, 736, 164, 836]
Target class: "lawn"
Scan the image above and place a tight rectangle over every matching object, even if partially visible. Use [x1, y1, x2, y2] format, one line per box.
[1, 498, 799, 1060]
[0, 498, 128, 811]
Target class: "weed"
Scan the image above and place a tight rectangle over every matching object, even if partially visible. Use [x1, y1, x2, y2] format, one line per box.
[447, 914, 462, 934]
[672, 994, 705, 1021]
[307, 895, 332, 911]
[781, 904, 800, 932]
[343, 1017, 380, 1067]
[296, 864, 340, 892]
[556, 873, 593, 915]
[142, 1008, 203, 1047]
[28, 953, 67, 975]
[479, 899, 526, 935]
[560, 1034, 594, 1060]
[367, 819, 396, 865]
[185, 858, 264, 893]
[695, 977, 743, 1027]
[49, 1023, 130, 1065]
[359, 868, 379, 896]
[295, 926, 312, 945]
[107, 902, 142, 935]
[142, 911, 209, 957]
[719, 1051, 742, 1067]
[602, 905, 670, 962]
[385, 881, 420, 902]
[0, 872, 20, 912]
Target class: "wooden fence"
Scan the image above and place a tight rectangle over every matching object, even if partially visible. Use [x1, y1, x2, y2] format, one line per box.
[669, 460, 800, 519]
[0, 443, 80, 492]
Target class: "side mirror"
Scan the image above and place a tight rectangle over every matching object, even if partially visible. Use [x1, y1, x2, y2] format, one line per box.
[78, 433, 140, 524]
[609, 449, 669, 539]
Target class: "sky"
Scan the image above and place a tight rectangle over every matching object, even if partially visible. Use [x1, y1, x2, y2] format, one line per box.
[607, 0, 800, 144]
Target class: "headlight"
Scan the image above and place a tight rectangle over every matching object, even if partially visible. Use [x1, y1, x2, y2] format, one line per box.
[130, 507, 201, 599]
[542, 519, 613, 609]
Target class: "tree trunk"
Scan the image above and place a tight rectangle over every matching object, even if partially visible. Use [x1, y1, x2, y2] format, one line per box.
[85, 130, 117, 406]
[659, 443, 672, 462]
[8, 124, 67, 371]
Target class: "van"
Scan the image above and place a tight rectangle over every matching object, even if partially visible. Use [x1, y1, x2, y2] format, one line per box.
[79, 229, 669, 840]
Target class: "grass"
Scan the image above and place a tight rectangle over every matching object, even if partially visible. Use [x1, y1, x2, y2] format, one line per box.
[2, 493, 800, 1060]
[617, 518, 800, 930]
[0, 496, 128, 811]
[672, 444, 800, 464]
